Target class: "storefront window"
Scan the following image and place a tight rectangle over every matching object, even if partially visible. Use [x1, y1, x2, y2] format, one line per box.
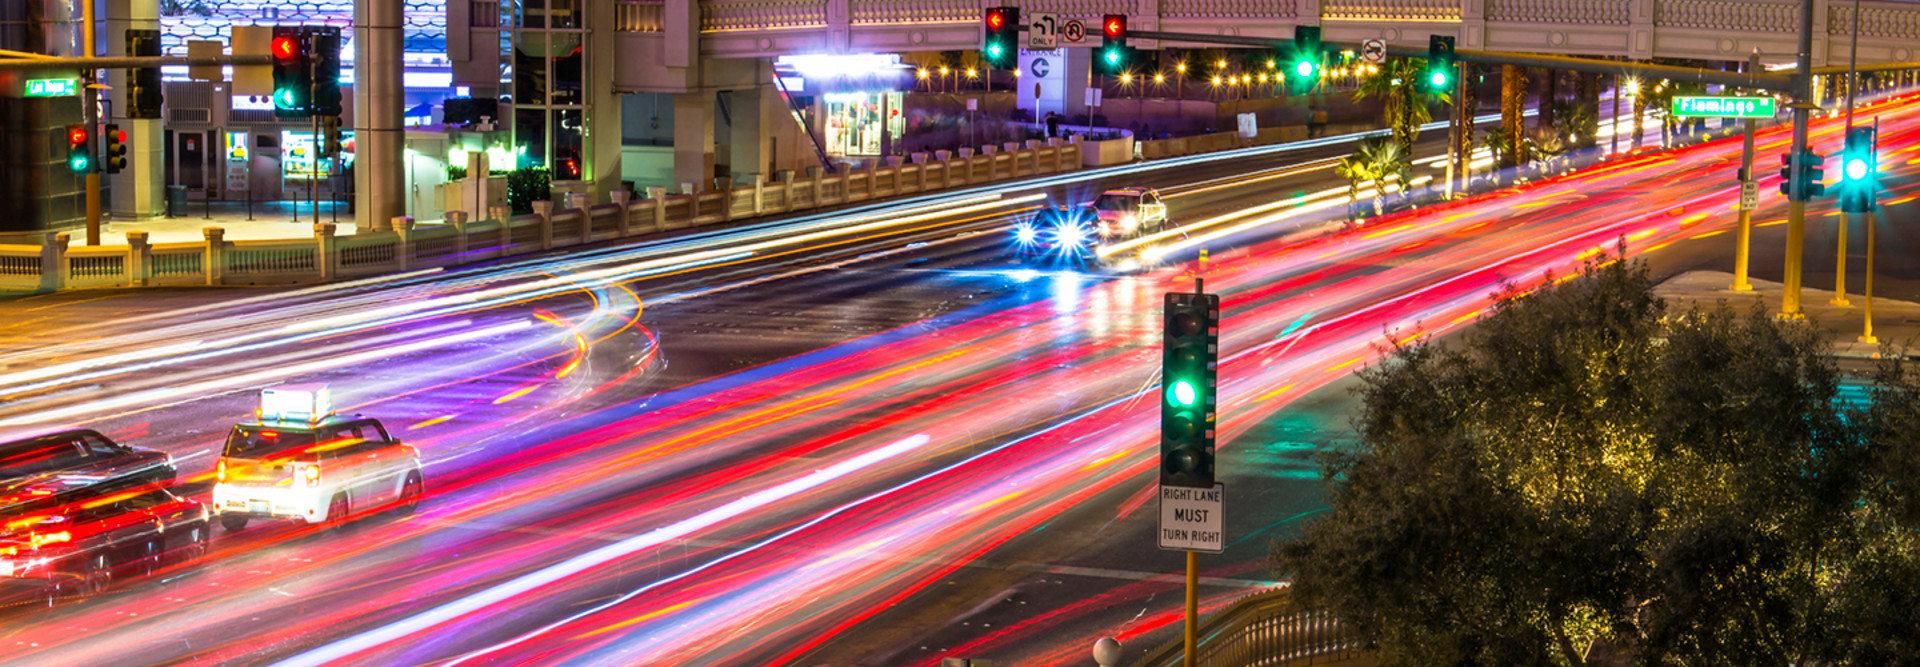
[823, 91, 902, 157]
[507, 5, 588, 179]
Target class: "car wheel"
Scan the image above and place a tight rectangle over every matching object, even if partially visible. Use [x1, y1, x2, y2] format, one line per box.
[135, 540, 159, 580]
[326, 493, 351, 533]
[184, 525, 210, 565]
[79, 554, 112, 598]
[396, 472, 423, 516]
[220, 514, 249, 533]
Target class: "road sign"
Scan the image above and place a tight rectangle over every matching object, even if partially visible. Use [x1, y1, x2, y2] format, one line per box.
[1028, 12, 1059, 48]
[1360, 39, 1387, 64]
[1063, 19, 1087, 45]
[1158, 484, 1224, 553]
[24, 78, 77, 97]
[1741, 180, 1758, 209]
[1671, 96, 1777, 118]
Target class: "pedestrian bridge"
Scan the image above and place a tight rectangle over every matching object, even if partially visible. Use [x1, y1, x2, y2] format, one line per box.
[600, 0, 1920, 69]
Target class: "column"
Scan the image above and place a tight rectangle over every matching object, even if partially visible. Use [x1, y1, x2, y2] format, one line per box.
[107, 0, 164, 220]
[673, 92, 716, 192]
[587, 0, 624, 205]
[730, 86, 765, 185]
[355, 0, 406, 227]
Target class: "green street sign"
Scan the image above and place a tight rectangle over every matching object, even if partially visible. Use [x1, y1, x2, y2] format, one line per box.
[24, 78, 78, 98]
[1671, 96, 1776, 118]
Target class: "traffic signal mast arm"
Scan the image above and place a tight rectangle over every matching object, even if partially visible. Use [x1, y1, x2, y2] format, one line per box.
[0, 54, 273, 70]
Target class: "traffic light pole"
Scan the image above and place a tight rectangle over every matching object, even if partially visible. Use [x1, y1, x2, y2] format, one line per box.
[1861, 115, 1881, 344]
[1833, 0, 1864, 307]
[1781, 0, 1815, 318]
[1184, 549, 1198, 667]
[81, 0, 100, 246]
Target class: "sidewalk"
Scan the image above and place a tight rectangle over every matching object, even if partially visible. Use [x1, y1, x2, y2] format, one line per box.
[88, 200, 361, 246]
[1653, 271, 1919, 363]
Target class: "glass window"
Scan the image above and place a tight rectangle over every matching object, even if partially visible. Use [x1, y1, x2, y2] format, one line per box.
[81, 434, 122, 458]
[0, 435, 86, 479]
[222, 427, 318, 461]
[1093, 194, 1139, 211]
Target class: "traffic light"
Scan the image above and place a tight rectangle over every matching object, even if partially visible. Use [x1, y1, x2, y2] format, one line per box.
[1778, 149, 1825, 201]
[1426, 35, 1456, 91]
[271, 26, 312, 118]
[310, 27, 343, 117]
[316, 116, 341, 158]
[65, 125, 92, 174]
[126, 29, 163, 119]
[103, 124, 127, 174]
[1286, 25, 1322, 89]
[1839, 126, 1878, 213]
[982, 7, 1018, 71]
[1098, 15, 1131, 76]
[1161, 290, 1219, 489]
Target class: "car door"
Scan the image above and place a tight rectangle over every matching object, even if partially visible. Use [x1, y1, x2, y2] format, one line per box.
[359, 421, 409, 504]
[322, 424, 382, 506]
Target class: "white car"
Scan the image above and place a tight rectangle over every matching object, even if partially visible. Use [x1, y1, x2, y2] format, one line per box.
[211, 386, 422, 532]
[1085, 188, 1170, 240]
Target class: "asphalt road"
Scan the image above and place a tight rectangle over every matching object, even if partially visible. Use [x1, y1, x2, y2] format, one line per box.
[0, 94, 1915, 666]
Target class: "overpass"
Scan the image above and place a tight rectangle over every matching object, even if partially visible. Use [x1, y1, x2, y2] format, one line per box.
[439, 0, 1920, 212]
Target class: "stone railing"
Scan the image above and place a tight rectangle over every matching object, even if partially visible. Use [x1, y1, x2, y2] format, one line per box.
[1127, 587, 1362, 667]
[850, 0, 974, 25]
[1830, 2, 1920, 39]
[1322, 0, 1456, 22]
[1486, 0, 1630, 25]
[4, 138, 1087, 292]
[1654, 0, 1797, 32]
[616, 0, 666, 32]
[702, 0, 827, 31]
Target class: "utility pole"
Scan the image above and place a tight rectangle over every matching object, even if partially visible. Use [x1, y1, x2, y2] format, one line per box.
[1780, 0, 1815, 318]
[82, 0, 101, 246]
[1733, 51, 1760, 292]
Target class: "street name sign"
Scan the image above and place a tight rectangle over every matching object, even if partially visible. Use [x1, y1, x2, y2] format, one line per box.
[1671, 96, 1777, 118]
[24, 78, 77, 98]
[1159, 484, 1225, 553]
[1028, 12, 1059, 49]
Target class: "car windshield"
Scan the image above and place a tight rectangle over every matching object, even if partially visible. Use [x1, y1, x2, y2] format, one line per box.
[222, 426, 319, 460]
[0, 434, 88, 480]
[1092, 194, 1138, 211]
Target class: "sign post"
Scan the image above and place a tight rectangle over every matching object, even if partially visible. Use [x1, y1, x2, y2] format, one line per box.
[1731, 53, 1761, 292]
[1159, 278, 1223, 667]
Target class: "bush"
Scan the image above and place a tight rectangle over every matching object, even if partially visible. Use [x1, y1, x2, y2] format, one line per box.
[506, 167, 550, 215]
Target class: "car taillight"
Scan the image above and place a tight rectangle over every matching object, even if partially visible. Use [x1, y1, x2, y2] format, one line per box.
[304, 464, 321, 487]
[29, 531, 70, 549]
[217, 459, 226, 482]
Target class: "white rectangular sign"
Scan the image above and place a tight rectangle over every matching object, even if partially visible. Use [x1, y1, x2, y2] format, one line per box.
[1237, 112, 1258, 139]
[1741, 180, 1758, 209]
[1028, 12, 1059, 49]
[1159, 484, 1225, 553]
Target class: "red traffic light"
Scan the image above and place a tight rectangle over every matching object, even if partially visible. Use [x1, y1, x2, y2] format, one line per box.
[1104, 16, 1126, 37]
[67, 126, 89, 146]
[272, 35, 300, 59]
[986, 10, 1005, 29]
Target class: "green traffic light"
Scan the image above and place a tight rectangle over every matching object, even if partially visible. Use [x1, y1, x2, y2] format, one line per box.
[1294, 60, 1313, 78]
[68, 153, 90, 173]
[987, 43, 1003, 58]
[1106, 48, 1121, 65]
[1167, 379, 1198, 407]
[274, 88, 298, 109]
[1845, 158, 1868, 180]
[1430, 71, 1448, 88]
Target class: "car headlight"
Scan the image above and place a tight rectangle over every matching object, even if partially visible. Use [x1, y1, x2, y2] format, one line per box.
[1055, 224, 1087, 248]
[1014, 225, 1037, 245]
[1121, 214, 1137, 226]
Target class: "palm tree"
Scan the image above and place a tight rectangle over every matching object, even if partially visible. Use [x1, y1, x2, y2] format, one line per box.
[1335, 152, 1379, 223]
[1555, 100, 1599, 150]
[1353, 137, 1408, 216]
[1354, 57, 1450, 157]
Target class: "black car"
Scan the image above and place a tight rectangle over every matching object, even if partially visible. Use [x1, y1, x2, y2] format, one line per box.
[0, 429, 177, 489]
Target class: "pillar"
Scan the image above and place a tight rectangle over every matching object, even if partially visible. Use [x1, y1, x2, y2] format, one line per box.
[729, 85, 766, 184]
[107, 0, 164, 220]
[673, 93, 716, 192]
[125, 231, 149, 285]
[586, 0, 624, 205]
[314, 223, 337, 280]
[355, 0, 406, 228]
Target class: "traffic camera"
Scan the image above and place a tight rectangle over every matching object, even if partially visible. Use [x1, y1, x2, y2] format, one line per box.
[1161, 289, 1219, 489]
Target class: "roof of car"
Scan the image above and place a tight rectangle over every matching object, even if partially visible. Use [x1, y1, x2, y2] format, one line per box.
[234, 415, 370, 431]
[1100, 187, 1154, 196]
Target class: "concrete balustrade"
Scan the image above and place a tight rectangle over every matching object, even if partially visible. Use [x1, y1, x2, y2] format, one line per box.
[1, 137, 1103, 292]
